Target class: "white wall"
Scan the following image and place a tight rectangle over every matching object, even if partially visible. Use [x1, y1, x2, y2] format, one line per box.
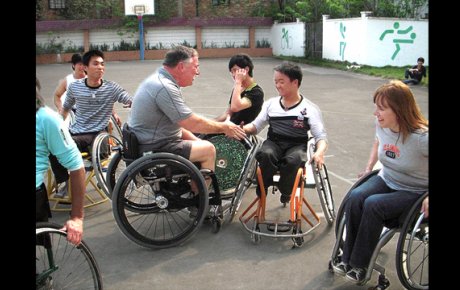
[38, 26, 273, 51]
[89, 29, 139, 48]
[201, 27, 249, 48]
[145, 27, 195, 49]
[255, 27, 271, 45]
[323, 14, 428, 67]
[271, 22, 305, 57]
[36, 31, 85, 49]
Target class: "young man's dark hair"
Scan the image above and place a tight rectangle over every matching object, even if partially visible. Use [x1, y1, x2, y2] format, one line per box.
[82, 50, 104, 66]
[417, 57, 424, 63]
[228, 54, 254, 77]
[274, 62, 303, 86]
[70, 53, 83, 70]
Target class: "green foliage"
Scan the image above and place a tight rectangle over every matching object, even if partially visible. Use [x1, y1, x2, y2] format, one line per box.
[89, 43, 110, 52]
[36, 33, 84, 54]
[178, 40, 193, 48]
[201, 41, 219, 49]
[256, 38, 271, 48]
[276, 56, 428, 86]
[113, 40, 140, 51]
[271, 0, 428, 23]
[57, 0, 121, 20]
[36, 0, 43, 20]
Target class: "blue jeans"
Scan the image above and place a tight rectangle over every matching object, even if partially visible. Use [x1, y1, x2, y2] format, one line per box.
[341, 174, 421, 268]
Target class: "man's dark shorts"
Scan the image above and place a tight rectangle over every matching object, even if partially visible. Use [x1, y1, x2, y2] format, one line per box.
[139, 139, 192, 159]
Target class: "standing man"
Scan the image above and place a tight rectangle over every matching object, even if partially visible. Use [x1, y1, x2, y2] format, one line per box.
[243, 62, 328, 203]
[215, 53, 264, 125]
[403, 57, 426, 85]
[53, 53, 86, 115]
[51, 49, 133, 197]
[128, 46, 246, 179]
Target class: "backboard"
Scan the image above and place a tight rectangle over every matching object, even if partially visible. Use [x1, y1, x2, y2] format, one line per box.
[124, 0, 155, 16]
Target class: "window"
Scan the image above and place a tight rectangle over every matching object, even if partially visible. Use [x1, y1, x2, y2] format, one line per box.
[49, 0, 66, 9]
[212, 0, 230, 6]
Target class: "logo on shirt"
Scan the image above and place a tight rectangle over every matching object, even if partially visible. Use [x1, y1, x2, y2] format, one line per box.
[300, 107, 307, 115]
[383, 144, 400, 159]
[293, 120, 304, 128]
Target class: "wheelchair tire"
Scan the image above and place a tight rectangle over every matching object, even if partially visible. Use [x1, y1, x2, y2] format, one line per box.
[92, 132, 122, 199]
[311, 162, 335, 225]
[36, 222, 103, 290]
[228, 136, 261, 222]
[396, 192, 429, 290]
[112, 153, 209, 249]
[106, 151, 126, 198]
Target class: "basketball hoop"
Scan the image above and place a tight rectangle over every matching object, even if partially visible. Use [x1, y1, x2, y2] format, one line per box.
[133, 5, 145, 17]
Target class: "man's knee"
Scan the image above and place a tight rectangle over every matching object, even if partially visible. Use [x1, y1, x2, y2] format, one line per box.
[190, 140, 216, 162]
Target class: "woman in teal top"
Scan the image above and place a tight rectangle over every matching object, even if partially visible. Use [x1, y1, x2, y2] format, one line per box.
[36, 77, 86, 245]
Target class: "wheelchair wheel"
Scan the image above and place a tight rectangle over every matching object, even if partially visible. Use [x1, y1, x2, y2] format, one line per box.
[396, 192, 429, 290]
[36, 222, 103, 290]
[92, 132, 122, 198]
[311, 162, 335, 225]
[112, 153, 209, 249]
[106, 151, 126, 198]
[228, 136, 261, 222]
[331, 169, 381, 266]
[109, 115, 123, 142]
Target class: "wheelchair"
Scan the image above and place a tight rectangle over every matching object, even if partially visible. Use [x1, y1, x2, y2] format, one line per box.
[239, 139, 335, 247]
[109, 127, 261, 249]
[36, 222, 103, 289]
[328, 169, 429, 289]
[47, 128, 122, 211]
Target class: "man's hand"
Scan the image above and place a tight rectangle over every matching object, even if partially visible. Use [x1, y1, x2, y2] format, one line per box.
[223, 120, 246, 140]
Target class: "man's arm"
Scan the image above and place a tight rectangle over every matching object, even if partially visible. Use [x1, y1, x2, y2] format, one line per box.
[178, 113, 245, 140]
[309, 139, 328, 169]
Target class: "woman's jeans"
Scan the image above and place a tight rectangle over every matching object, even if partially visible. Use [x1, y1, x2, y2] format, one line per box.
[341, 174, 421, 268]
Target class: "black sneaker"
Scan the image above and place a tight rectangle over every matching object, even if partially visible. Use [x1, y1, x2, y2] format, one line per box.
[332, 261, 351, 276]
[345, 267, 367, 284]
[280, 194, 290, 204]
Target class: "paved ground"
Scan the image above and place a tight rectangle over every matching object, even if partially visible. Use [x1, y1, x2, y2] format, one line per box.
[36, 57, 428, 290]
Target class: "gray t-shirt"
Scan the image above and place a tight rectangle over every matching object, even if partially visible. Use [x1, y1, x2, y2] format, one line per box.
[376, 120, 428, 194]
[128, 67, 192, 146]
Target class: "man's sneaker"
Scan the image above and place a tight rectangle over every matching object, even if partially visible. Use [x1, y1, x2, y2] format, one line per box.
[54, 181, 69, 198]
[332, 261, 351, 276]
[345, 267, 367, 284]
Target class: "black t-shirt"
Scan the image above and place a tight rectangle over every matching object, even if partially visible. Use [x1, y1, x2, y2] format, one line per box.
[411, 65, 427, 82]
[229, 83, 264, 126]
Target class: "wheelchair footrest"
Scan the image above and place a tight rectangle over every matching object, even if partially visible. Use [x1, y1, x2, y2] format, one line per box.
[266, 221, 292, 232]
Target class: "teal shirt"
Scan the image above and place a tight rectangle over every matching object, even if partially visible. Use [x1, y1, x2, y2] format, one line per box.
[36, 107, 83, 188]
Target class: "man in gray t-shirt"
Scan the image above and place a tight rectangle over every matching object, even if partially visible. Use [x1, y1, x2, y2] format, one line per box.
[128, 46, 245, 176]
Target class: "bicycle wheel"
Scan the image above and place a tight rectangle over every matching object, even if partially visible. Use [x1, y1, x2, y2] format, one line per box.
[112, 153, 209, 249]
[36, 222, 103, 290]
[396, 192, 429, 290]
